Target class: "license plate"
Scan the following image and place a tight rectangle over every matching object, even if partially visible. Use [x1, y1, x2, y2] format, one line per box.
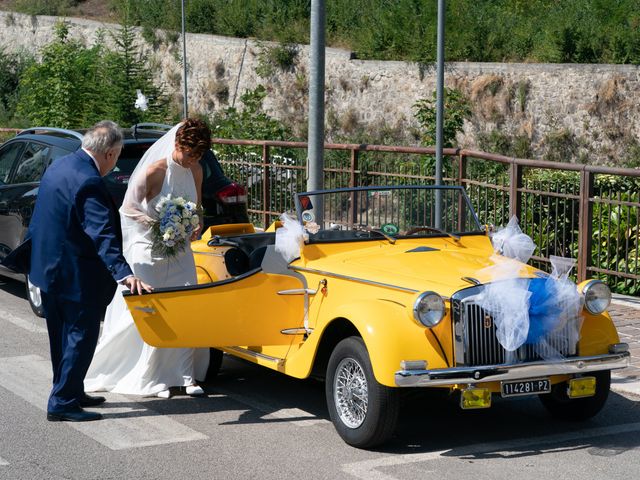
[501, 378, 551, 397]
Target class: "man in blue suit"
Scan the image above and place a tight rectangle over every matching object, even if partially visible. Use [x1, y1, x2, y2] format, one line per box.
[28, 121, 152, 422]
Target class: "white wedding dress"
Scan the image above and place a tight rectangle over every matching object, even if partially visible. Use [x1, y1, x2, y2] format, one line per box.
[84, 156, 209, 395]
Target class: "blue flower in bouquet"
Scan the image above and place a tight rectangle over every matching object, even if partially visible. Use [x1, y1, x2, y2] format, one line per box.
[150, 195, 201, 257]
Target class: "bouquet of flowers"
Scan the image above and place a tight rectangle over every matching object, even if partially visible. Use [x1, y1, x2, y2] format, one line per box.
[150, 195, 201, 258]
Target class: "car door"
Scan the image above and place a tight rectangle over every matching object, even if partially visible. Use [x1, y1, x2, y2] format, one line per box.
[0, 140, 27, 260]
[0, 141, 51, 256]
[124, 247, 307, 348]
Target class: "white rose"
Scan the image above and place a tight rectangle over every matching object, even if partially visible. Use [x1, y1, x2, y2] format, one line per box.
[190, 216, 199, 226]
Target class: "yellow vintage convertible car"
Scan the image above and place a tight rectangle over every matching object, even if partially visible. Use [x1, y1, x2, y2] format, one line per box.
[125, 185, 630, 448]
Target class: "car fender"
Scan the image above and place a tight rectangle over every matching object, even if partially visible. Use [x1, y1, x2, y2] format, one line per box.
[304, 299, 449, 387]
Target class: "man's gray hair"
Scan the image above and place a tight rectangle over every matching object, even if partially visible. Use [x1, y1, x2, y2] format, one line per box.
[82, 120, 123, 154]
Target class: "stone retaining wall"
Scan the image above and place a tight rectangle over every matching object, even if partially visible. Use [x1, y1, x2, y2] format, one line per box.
[2, 11, 639, 165]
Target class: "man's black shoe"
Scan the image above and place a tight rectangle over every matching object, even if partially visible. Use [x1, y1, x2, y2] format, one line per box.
[79, 394, 106, 407]
[47, 408, 103, 422]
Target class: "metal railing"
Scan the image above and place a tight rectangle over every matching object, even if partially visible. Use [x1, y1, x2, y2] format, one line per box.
[211, 138, 640, 291]
[2, 128, 638, 290]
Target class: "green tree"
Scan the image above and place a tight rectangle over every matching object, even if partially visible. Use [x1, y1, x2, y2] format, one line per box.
[101, 21, 169, 126]
[16, 19, 168, 128]
[0, 48, 33, 125]
[413, 88, 471, 148]
[16, 22, 104, 128]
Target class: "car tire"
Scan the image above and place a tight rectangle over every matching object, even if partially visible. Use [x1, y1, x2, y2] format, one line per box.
[325, 336, 399, 448]
[25, 275, 45, 318]
[204, 348, 223, 383]
[539, 370, 611, 421]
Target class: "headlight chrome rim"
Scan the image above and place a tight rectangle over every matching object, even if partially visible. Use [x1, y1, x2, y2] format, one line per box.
[582, 279, 611, 314]
[413, 291, 445, 327]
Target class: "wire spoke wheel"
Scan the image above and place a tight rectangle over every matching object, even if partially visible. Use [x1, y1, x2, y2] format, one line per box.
[334, 357, 368, 428]
[326, 336, 399, 448]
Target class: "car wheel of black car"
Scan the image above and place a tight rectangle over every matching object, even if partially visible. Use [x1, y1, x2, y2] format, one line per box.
[326, 336, 399, 448]
[25, 275, 44, 318]
[204, 348, 223, 382]
[539, 370, 611, 421]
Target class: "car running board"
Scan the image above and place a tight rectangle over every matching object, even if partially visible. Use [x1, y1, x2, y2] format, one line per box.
[225, 346, 285, 365]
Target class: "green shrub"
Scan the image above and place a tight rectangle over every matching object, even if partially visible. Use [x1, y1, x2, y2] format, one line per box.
[413, 88, 471, 148]
[16, 21, 168, 128]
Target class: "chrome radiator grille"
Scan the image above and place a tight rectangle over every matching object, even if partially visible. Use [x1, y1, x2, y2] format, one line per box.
[452, 289, 578, 367]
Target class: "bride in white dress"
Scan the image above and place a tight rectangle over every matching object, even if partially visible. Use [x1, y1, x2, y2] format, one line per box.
[85, 119, 210, 397]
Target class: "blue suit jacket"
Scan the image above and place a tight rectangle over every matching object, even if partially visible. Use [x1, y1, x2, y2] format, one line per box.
[28, 149, 132, 307]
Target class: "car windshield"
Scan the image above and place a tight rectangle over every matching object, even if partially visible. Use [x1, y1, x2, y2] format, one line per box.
[295, 186, 483, 242]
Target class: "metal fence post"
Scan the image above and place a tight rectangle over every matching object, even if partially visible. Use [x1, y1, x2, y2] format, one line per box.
[349, 147, 359, 225]
[457, 151, 466, 186]
[350, 147, 358, 188]
[262, 144, 270, 228]
[509, 162, 523, 220]
[577, 169, 594, 282]
[457, 152, 467, 230]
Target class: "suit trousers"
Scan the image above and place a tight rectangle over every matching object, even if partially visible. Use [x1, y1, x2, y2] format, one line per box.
[42, 292, 104, 412]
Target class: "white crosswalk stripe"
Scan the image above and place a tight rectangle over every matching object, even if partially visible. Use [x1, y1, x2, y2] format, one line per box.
[2, 310, 47, 334]
[0, 355, 207, 450]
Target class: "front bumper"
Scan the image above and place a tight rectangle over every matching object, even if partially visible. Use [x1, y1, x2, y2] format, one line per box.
[394, 351, 630, 387]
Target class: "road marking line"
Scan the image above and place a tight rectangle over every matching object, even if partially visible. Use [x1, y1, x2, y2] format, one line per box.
[1, 311, 48, 334]
[0, 355, 207, 450]
[214, 386, 329, 426]
[342, 422, 640, 480]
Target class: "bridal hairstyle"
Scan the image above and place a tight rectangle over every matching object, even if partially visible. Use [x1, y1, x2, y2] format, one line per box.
[174, 118, 212, 157]
[81, 120, 123, 155]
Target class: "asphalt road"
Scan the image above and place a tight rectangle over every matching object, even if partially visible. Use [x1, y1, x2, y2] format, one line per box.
[1, 277, 639, 480]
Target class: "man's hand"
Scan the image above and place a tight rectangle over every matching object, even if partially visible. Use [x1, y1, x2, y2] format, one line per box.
[122, 276, 153, 295]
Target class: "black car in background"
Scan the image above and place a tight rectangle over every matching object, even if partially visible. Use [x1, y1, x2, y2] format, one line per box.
[0, 124, 248, 316]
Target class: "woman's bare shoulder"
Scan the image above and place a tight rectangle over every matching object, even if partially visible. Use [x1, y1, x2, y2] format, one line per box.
[146, 158, 168, 180]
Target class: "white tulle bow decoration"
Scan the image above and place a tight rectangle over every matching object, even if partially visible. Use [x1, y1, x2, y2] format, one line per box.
[491, 216, 536, 263]
[275, 213, 307, 262]
[476, 216, 583, 360]
[134, 90, 149, 111]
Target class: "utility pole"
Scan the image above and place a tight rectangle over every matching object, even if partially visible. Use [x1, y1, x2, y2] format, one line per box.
[181, 0, 188, 118]
[307, 0, 325, 224]
[435, 0, 445, 228]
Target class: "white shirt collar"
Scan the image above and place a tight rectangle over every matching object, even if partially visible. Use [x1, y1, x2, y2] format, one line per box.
[82, 148, 101, 173]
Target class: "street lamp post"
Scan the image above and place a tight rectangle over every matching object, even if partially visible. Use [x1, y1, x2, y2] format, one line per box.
[307, 0, 326, 224]
[435, 0, 445, 228]
[181, 0, 188, 118]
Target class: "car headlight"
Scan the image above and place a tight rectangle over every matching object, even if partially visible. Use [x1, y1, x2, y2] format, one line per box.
[413, 292, 445, 327]
[581, 280, 611, 314]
